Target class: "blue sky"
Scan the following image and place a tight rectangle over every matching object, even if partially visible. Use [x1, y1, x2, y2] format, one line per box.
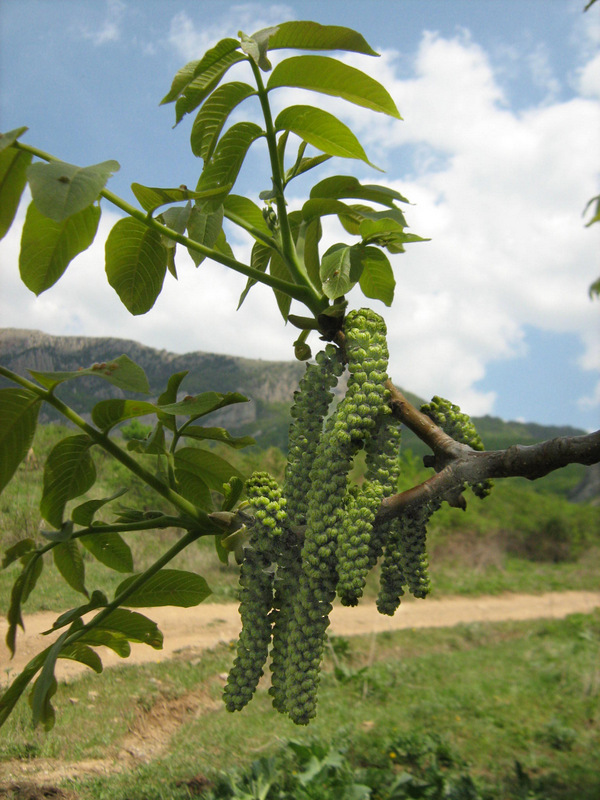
[1, 0, 599, 431]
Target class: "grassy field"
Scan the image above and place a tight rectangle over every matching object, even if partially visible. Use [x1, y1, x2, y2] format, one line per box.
[1, 611, 599, 799]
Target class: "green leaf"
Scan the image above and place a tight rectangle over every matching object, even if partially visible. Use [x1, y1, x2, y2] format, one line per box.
[0, 146, 32, 240]
[27, 159, 119, 222]
[354, 244, 395, 306]
[6, 552, 44, 656]
[92, 607, 163, 648]
[157, 371, 189, 406]
[105, 217, 168, 315]
[159, 390, 248, 418]
[91, 399, 157, 431]
[125, 424, 166, 455]
[161, 38, 244, 117]
[0, 649, 51, 728]
[45, 590, 108, 632]
[29, 353, 150, 394]
[175, 447, 242, 509]
[186, 205, 224, 266]
[268, 56, 400, 118]
[275, 106, 377, 168]
[237, 241, 271, 309]
[53, 540, 87, 597]
[0, 388, 41, 494]
[259, 21, 379, 56]
[269, 251, 293, 319]
[182, 426, 255, 449]
[116, 569, 211, 608]
[19, 201, 101, 295]
[320, 243, 363, 300]
[191, 81, 256, 161]
[174, 43, 246, 125]
[81, 532, 134, 573]
[223, 194, 272, 237]
[130, 183, 225, 214]
[40, 434, 95, 529]
[58, 643, 103, 674]
[75, 629, 131, 658]
[196, 122, 264, 208]
[584, 194, 600, 227]
[239, 29, 273, 71]
[299, 218, 322, 293]
[284, 152, 332, 185]
[31, 638, 63, 730]
[310, 175, 410, 206]
[0, 126, 29, 153]
[1, 538, 35, 569]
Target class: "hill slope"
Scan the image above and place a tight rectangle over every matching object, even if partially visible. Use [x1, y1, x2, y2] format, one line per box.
[0, 328, 593, 497]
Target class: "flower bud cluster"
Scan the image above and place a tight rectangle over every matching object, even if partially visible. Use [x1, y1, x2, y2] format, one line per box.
[421, 395, 493, 498]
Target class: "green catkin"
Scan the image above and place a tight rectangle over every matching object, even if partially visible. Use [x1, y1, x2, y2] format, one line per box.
[376, 518, 407, 616]
[284, 309, 390, 724]
[421, 396, 493, 498]
[223, 472, 286, 712]
[284, 344, 344, 525]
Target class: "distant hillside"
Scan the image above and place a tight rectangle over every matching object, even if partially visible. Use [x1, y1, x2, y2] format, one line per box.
[0, 328, 594, 499]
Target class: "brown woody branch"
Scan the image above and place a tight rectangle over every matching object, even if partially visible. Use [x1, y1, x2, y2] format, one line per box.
[377, 382, 600, 524]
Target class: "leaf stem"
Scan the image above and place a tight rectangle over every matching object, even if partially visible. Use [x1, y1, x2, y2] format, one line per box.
[249, 63, 326, 309]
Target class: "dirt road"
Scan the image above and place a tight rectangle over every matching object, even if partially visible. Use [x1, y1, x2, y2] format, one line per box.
[2, 590, 599, 682]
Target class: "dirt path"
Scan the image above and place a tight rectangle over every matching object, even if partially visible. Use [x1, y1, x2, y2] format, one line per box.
[2, 590, 599, 683]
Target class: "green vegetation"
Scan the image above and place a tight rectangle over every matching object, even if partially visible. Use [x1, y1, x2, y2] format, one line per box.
[1, 611, 598, 799]
[1, 422, 598, 619]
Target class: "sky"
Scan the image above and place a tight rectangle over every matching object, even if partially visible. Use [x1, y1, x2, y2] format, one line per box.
[0, 0, 599, 431]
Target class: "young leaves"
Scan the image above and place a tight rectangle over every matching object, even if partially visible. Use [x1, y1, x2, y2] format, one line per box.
[160, 38, 246, 124]
[268, 56, 400, 118]
[40, 435, 96, 529]
[190, 81, 256, 161]
[0, 388, 41, 494]
[19, 202, 101, 295]
[260, 21, 379, 56]
[0, 145, 32, 240]
[27, 159, 119, 222]
[115, 569, 211, 608]
[275, 106, 377, 168]
[29, 354, 150, 394]
[105, 217, 168, 315]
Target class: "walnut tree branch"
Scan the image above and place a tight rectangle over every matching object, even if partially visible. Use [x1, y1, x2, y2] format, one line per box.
[378, 381, 600, 524]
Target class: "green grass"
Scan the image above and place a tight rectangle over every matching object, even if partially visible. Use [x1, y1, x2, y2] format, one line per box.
[1, 611, 598, 799]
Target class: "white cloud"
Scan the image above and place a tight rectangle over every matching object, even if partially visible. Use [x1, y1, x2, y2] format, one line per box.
[77, 0, 126, 46]
[2, 17, 599, 425]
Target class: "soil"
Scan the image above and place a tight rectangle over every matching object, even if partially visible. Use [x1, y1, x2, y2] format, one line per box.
[1, 590, 599, 794]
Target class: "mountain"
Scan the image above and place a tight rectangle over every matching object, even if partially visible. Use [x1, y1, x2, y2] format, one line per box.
[0, 328, 594, 499]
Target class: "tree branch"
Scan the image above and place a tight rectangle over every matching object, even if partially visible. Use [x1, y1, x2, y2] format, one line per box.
[378, 381, 600, 524]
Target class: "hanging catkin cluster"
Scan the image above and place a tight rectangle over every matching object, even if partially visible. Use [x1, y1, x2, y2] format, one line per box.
[223, 309, 452, 724]
[421, 395, 493, 498]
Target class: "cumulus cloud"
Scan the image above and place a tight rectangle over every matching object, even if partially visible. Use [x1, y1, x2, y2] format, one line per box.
[76, 0, 126, 46]
[2, 11, 599, 425]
